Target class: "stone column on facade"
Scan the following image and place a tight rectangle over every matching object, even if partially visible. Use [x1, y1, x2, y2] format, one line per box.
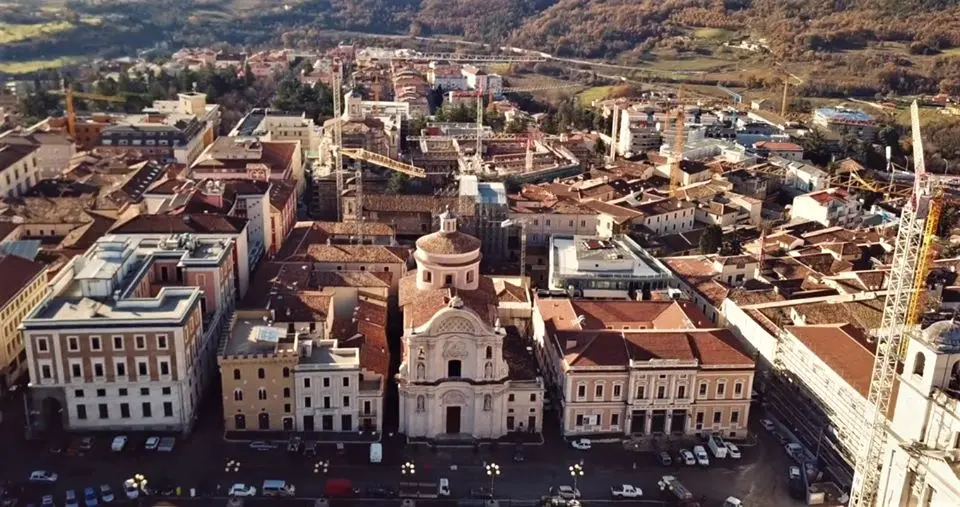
[665, 410, 673, 434]
[644, 412, 652, 434]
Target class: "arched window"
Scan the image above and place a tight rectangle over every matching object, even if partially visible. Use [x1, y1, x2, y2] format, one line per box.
[417, 347, 425, 359]
[416, 362, 426, 380]
[913, 352, 926, 376]
[233, 389, 243, 401]
[485, 346, 493, 359]
[257, 368, 265, 379]
[234, 414, 246, 430]
[258, 388, 267, 400]
[483, 394, 492, 411]
[233, 369, 241, 380]
[282, 367, 290, 378]
[447, 360, 462, 378]
[416, 395, 425, 412]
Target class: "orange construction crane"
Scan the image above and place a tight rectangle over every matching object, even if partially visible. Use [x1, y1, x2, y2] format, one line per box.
[54, 87, 129, 138]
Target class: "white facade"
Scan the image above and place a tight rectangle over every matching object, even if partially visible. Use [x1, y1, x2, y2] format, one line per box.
[506, 212, 600, 247]
[294, 340, 368, 432]
[791, 189, 861, 227]
[0, 145, 40, 197]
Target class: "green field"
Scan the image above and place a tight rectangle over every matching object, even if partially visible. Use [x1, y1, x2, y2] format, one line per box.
[0, 20, 74, 44]
[577, 86, 614, 105]
[0, 57, 77, 74]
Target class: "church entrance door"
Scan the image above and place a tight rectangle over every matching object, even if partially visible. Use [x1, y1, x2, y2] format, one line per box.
[446, 406, 461, 434]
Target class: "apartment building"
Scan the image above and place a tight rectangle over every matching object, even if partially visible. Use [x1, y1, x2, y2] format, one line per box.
[23, 234, 236, 434]
[0, 130, 75, 179]
[548, 235, 674, 298]
[507, 185, 601, 247]
[190, 137, 303, 195]
[0, 254, 47, 394]
[0, 143, 41, 198]
[532, 298, 754, 438]
[791, 188, 862, 227]
[269, 180, 297, 258]
[229, 108, 323, 157]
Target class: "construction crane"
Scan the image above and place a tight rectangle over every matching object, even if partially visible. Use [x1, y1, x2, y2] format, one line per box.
[775, 64, 804, 117]
[475, 87, 484, 157]
[608, 104, 620, 163]
[501, 83, 584, 94]
[54, 86, 128, 138]
[405, 133, 530, 142]
[340, 148, 427, 178]
[332, 60, 345, 222]
[378, 53, 545, 63]
[670, 89, 686, 196]
[848, 101, 940, 507]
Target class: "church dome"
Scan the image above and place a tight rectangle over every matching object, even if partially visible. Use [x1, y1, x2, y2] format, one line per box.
[923, 320, 960, 351]
[415, 207, 481, 256]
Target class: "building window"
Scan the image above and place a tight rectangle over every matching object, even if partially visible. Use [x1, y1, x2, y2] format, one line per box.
[68, 336, 79, 352]
[140, 387, 149, 396]
[304, 396, 312, 408]
[343, 396, 350, 408]
[323, 397, 331, 409]
[135, 335, 146, 350]
[731, 411, 740, 424]
[613, 384, 622, 398]
[119, 388, 128, 397]
[416, 363, 425, 379]
[485, 346, 492, 359]
[74, 389, 84, 398]
[677, 385, 686, 399]
[113, 336, 124, 350]
[467, 271, 474, 283]
[258, 368, 265, 379]
[483, 394, 492, 411]
[530, 393, 537, 402]
[913, 352, 926, 376]
[233, 369, 241, 380]
[444, 274, 453, 286]
[98, 404, 109, 419]
[36, 337, 48, 353]
[577, 384, 586, 399]
[304, 378, 311, 388]
[323, 377, 330, 388]
[716, 382, 726, 397]
[423, 270, 432, 283]
[283, 367, 290, 378]
[96, 389, 106, 397]
[695, 412, 704, 430]
[447, 360, 462, 378]
[162, 387, 171, 395]
[159, 361, 170, 376]
[284, 403, 291, 413]
[138, 361, 148, 376]
[40, 364, 52, 379]
[258, 388, 267, 400]
[116, 361, 126, 377]
[507, 416, 515, 430]
[698, 382, 707, 397]
[234, 414, 246, 430]
[71, 363, 82, 378]
[77, 405, 87, 420]
[283, 388, 291, 398]
[234, 389, 243, 401]
[636, 385, 645, 399]
[363, 400, 372, 415]
[734, 381, 743, 397]
[595, 384, 604, 398]
[163, 402, 173, 417]
[157, 335, 168, 350]
[90, 336, 101, 351]
[611, 413, 620, 427]
[416, 395, 425, 412]
[657, 386, 666, 399]
[93, 362, 105, 378]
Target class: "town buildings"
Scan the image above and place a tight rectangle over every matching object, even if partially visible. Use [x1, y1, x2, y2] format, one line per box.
[791, 188, 862, 227]
[0, 254, 47, 394]
[396, 210, 544, 439]
[0, 129, 75, 179]
[548, 235, 674, 297]
[23, 234, 236, 433]
[812, 107, 876, 139]
[0, 142, 41, 198]
[532, 298, 755, 438]
[189, 136, 303, 196]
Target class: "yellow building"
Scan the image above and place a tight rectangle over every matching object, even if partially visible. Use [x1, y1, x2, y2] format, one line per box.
[0, 254, 47, 394]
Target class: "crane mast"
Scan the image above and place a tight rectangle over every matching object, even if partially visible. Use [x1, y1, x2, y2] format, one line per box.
[332, 60, 345, 222]
[849, 101, 933, 507]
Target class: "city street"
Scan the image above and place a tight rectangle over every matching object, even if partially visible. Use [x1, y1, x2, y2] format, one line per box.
[0, 394, 804, 507]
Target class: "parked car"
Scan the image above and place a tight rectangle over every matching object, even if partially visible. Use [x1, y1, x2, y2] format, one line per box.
[99, 484, 114, 503]
[556, 486, 580, 500]
[692, 445, 710, 466]
[725, 442, 742, 459]
[570, 438, 592, 450]
[78, 437, 94, 453]
[722, 496, 743, 507]
[144, 437, 160, 451]
[760, 419, 776, 431]
[157, 437, 175, 452]
[610, 485, 642, 498]
[775, 432, 790, 445]
[228, 484, 257, 497]
[303, 441, 318, 458]
[40, 495, 54, 507]
[785, 443, 805, 461]
[249, 441, 275, 451]
[657, 450, 673, 466]
[789, 466, 802, 481]
[64, 489, 79, 507]
[110, 436, 127, 452]
[122, 480, 139, 500]
[83, 487, 98, 506]
[678, 449, 696, 466]
[29, 471, 58, 484]
[286, 437, 302, 453]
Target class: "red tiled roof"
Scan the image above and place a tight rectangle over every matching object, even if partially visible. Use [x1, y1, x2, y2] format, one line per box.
[784, 324, 874, 396]
[0, 254, 45, 309]
[555, 329, 753, 369]
[109, 213, 247, 234]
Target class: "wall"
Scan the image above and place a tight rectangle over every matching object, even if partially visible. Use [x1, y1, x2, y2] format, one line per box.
[0, 273, 46, 392]
[220, 356, 298, 431]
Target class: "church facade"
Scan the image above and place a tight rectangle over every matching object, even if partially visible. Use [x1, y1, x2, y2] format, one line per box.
[397, 210, 544, 439]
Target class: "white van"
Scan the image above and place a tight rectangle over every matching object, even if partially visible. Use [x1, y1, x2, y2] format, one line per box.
[708, 435, 728, 459]
[370, 443, 382, 463]
[262, 480, 295, 497]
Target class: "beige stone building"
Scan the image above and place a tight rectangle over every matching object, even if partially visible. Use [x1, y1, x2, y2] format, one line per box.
[532, 297, 755, 438]
[0, 254, 47, 394]
[397, 210, 544, 440]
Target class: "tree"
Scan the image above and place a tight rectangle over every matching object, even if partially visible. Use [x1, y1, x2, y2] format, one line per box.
[801, 128, 831, 166]
[504, 118, 529, 133]
[699, 225, 723, 254]
[385, 172, 409, 195]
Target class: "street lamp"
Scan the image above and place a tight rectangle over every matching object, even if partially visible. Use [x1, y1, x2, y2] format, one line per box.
[401, 461, 416, 476]
[314, 460, 330, 474]
[501, 218, 528, 280]
[485, 462, 501, 497]
[224, 460, 240, 473]
[568, 463, 584, 494]
[129, 473, 148, 507]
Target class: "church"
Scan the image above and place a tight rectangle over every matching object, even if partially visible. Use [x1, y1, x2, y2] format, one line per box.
[397, 209, 544, 440]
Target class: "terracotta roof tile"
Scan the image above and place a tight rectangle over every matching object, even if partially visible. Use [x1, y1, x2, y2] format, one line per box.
[784, 324, 874, 396]
[415, 230, 481, 255]
[306, 244, 410, 264]
[398, 274, 498, 327]
[0, 254, 45, 309]
[109, 213, 247, 234]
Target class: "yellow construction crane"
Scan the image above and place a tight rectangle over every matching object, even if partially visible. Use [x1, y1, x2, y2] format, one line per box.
[775, 64, 804, 117]
[340, 148, 426, 179]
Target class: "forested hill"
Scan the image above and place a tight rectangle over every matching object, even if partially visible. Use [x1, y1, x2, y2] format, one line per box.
[5, 0, 960, 65]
